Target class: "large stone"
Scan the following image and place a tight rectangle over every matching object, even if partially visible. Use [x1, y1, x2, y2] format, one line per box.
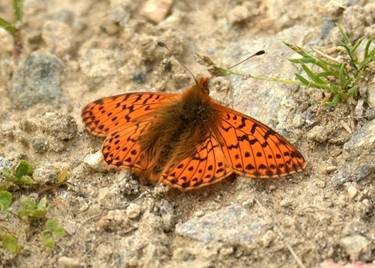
[175, 204, 266, 245]
[9, 52, 64, 109]
[220, 25, 314, 130]
[332, 120, 375, 185]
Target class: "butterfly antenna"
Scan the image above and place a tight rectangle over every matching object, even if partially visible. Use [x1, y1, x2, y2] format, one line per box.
[228, 50, 265, 70]
[157, 41, 198, 85]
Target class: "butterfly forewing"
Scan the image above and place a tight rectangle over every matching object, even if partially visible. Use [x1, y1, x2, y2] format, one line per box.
[214, 104, 306, 178]
[82, 92, 178, 137]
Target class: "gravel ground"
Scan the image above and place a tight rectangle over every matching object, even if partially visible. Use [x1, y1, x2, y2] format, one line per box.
[0, 0, 374, 267]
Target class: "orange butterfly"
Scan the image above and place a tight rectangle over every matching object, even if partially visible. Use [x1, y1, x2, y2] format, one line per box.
[82, 76, 306, 191]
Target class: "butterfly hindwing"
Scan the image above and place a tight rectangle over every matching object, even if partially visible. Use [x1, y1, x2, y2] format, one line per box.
[160, 133, 233, 191]
[215, 105, 306, 178]
[101, 119, 152, 170]
[82, 92, 178, 137]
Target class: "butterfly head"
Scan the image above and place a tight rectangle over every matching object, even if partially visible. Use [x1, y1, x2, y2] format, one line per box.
[195, 76, 210, 95]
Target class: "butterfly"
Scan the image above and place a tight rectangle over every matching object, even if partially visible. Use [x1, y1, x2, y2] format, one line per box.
[82, 76, 306, 191]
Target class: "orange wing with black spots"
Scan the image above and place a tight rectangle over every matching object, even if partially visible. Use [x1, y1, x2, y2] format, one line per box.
[160, 133, 233, 191]
[101, 119, 152, 170]
[214, 105, 306, 178]
[82, 92, 178, 137]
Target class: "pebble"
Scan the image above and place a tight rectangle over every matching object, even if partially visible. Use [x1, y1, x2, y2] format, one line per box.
[339, 235, 370, 260]
[83, 151, 105, 171]
[57, 256, 81, 268]
[33, 163, 61, 184]
[307, 125, 329, 143]
[126, 203, 142, 219]
[176, 204, 266, 245]
[42, 20, 73, 55]
[9, 52, 64, 109]
[80, 49, 117, 77]
[40, 112, 77, 141]
[97, 209, 134, 232]
[228, 5, 249, 24]
[347, 185, 358, 199]
[139, 0, 173, 23]
[344, 120, 375, 152]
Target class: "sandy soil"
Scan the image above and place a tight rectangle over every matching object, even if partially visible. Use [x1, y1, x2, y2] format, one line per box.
[0, 0, 374, 267]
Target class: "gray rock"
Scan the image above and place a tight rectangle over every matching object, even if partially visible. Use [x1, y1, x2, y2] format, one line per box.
[340, 235, 370, 260]
[307, 125, 330, 143]
[343, 119, 375, 152]
[220, 26, 314, 130]
[39, 112, 77, 141]
[175, 204, 266, 245]
[0, 156, 12, 170]
[332, 120, 375, 185]
[9, 52, 64, 109]
[331, 161, 375, 186]
[368, 80, 375, 108]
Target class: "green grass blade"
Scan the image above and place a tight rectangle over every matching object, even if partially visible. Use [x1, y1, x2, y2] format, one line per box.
[295, 73, 311, 87]
[301, 64, 328, 86]
[12, 0, 23, 22]
[364, 39, 372, 59]
[0, 17, 17, 33]
[338, 25, 351, 46]
[352, 37, 364, 54]
[338, 64, 346, 89]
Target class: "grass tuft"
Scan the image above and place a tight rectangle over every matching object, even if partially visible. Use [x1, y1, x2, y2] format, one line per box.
[0, 0, 23, 57]
[286, 26, 375, 106]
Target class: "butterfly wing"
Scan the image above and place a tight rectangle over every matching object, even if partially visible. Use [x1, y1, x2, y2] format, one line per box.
[160, 132, 233, 191]
[101, 119, 153, 170]
[82, 92, 178, 137]
[213, 104, 306, 178]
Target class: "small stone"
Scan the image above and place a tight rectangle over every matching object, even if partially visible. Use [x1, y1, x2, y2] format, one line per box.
[42, 20, 73, 55]
[340, 235, 370, 260]
[260, 230, 275, 248]
[347, 185, 358, 199]
[139, 0, 173, 23]
[40, 112, 77, 141]
[97, 209, 134, 232]
[33, 163, 61, 184]
[342, 6, 367, 40]
[279, 199, 292, 208]
[343, 120, 375, 152]
[80, 49, 117, 77]
[176, 205, 266, 245]
[158, 199, 175, 231]
[172, 248, 194, 261]
[9, 52, 64, 109]
[307, 125, 329, 143]
[228, 5, 249, 24]
[31, 137, 49, 153]
[83, 151, 105, 171]
[120, 173, 141, 197]
[325, 166, 338, 174]
[100, 20, 120, 35]
[0, 156, 13, 171]
[126, 203, 142, 219]
[292, 114, 304, 128]
[57, 256, 81, 268]
[219, 246, 234, 256]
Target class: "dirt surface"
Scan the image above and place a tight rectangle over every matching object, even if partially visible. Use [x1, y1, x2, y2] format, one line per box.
[0, 0, 374, 267]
